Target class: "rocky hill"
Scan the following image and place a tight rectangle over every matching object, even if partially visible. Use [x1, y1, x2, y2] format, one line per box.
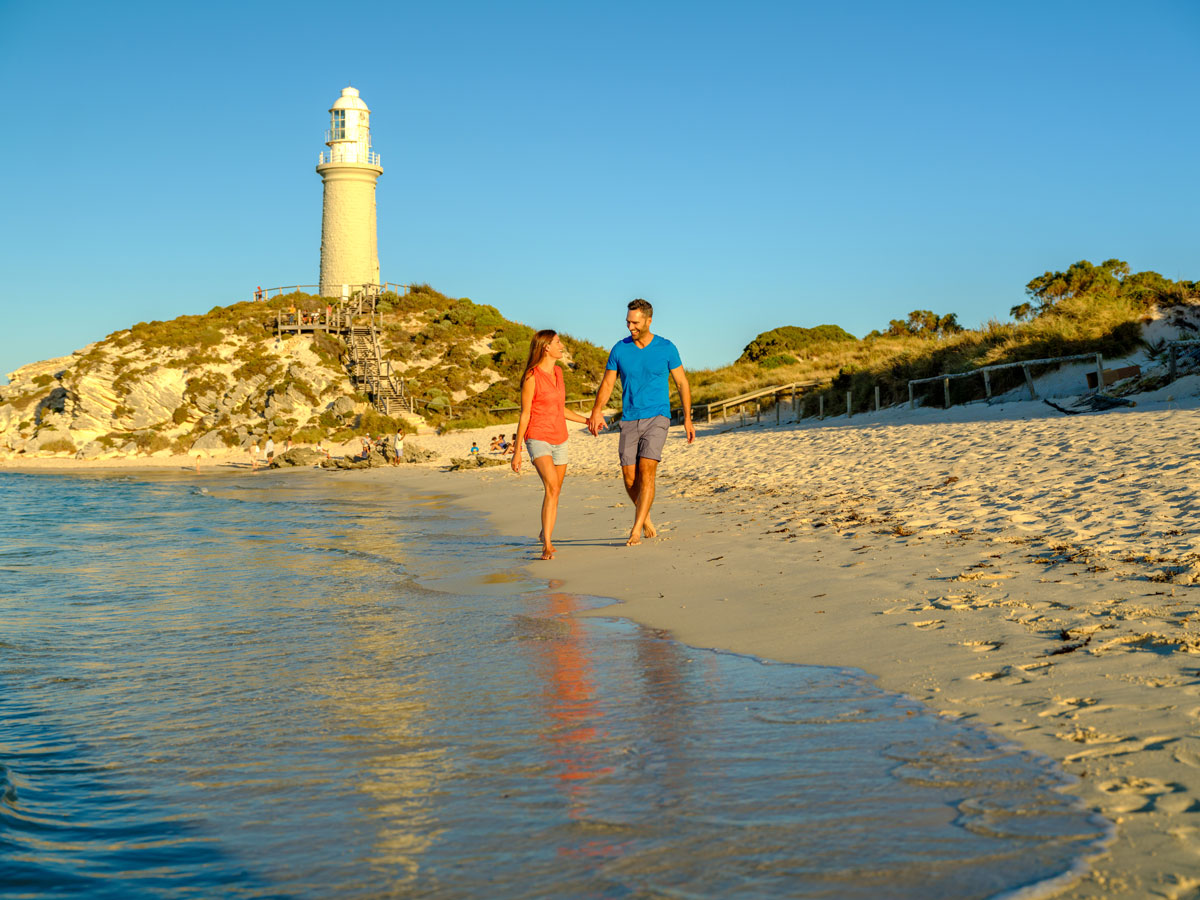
[0, 285, 609, 460]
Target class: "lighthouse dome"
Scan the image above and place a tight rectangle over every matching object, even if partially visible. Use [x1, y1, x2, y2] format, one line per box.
[331, 86, 369, 112]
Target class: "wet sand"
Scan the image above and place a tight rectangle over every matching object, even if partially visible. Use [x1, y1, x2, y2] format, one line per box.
[417, 397, 1200, 900]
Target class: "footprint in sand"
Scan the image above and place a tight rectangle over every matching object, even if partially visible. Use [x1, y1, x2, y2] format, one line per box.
[1097, 775, 1175, 813]
[910, 619, 945, 630]
[970, 667, 1029, 684]
[961, 640, 1003, 653]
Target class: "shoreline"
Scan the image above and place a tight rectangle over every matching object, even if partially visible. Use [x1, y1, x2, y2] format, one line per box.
[395, 401, 1200, 900]
[8, 398, 1200, 897]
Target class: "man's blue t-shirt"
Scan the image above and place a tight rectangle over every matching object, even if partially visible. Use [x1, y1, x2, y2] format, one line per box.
[605, 335, 682, 421]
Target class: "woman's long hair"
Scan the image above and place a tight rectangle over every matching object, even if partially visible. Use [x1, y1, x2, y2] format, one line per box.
[521, 330, 557, 382]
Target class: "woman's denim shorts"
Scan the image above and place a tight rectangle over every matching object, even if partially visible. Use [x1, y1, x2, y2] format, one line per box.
[525, 438, 568, 466]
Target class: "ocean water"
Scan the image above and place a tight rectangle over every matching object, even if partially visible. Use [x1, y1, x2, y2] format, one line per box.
[0, 469, 1110, 899]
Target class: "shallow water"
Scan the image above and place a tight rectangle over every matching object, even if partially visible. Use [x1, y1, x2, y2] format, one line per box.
[0, 469, 1109, 898]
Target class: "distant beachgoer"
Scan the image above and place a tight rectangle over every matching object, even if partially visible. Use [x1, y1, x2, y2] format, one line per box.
[505, 433, 517, 457]
[392, 431, 404, 466]
[470, 442, 480, 455]
[250, 442, 260, 470]
[588, 298, 695, 546]
[265, 437, 275, 463]
[489, 434, 503, 452]
[360, 436, 371, 460]
[255, 286, 263, 302]
[512, 330, 590, 560]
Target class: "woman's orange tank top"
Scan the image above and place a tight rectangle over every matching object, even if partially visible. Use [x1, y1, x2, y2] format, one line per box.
[526, 365, 568, 444]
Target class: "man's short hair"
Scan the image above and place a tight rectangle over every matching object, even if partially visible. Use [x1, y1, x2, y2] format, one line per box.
[628, 298, 653, 318]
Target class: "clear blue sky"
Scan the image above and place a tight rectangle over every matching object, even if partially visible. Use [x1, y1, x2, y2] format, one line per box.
[3, 0, 1198, 379]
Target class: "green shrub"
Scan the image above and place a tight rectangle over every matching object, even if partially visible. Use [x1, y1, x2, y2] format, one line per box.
[185, 372, 228, 403]
[39, 437, 76, 454]
[759, 354, 798, 369]
[131, 431, 171, 454]
[290, 425, 326, 444]
[171, 405, 190, 425]
[32, 374, 54, 387]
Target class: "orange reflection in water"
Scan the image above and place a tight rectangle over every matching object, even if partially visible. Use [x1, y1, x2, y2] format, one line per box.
[534, 590, 627, 862]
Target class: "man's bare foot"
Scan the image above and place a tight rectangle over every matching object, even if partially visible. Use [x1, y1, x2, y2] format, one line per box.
[541, 544, 555, 560]
[642, 520, 657, 539]
[626, 531, 642, 546]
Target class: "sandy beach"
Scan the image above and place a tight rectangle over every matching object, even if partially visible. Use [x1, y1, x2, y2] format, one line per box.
[8, 392, 1200, 898]
[428, 394, 1200, 899]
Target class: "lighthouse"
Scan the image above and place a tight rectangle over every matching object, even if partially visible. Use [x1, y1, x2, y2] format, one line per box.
[317, 86, 383, 297]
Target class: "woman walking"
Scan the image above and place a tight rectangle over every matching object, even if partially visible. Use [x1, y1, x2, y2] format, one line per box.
[512, 330, 589, 559]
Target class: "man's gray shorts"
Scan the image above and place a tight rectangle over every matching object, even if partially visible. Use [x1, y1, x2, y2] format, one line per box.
[618, 415, 670, 466]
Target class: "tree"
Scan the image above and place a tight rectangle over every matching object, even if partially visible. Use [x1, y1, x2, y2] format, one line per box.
[884, 310, 963, 338]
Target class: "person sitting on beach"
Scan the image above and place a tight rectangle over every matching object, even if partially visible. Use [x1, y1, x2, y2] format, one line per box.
[512, 330, 591, 560]
[505, 433, 517, 456]
[470, 442, 480, 455]
[489, 434, 503, 452]
[588, 298, 695, 546]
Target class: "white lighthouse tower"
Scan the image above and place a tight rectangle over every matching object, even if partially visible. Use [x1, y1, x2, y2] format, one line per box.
[317, 86, 383, 297]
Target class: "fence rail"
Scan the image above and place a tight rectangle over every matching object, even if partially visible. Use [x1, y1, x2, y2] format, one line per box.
[907, 353, 1105, 409]
[253, 282, 411, 302]
[696, 381, 823, 423]
[1168, 339, 1200, 382]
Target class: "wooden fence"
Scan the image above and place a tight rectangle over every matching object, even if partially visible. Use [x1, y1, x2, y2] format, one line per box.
[907, 353, 1106, 409]
[1168, 339, 1200, 382]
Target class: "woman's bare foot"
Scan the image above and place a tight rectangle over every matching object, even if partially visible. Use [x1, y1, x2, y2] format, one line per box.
[642, 520, 657, 539]
[541, 544, 556, 560]
[625, 531, 642, 546]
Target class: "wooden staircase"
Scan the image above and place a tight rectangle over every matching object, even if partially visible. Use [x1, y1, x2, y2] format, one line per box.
[346, 325, 414, 417]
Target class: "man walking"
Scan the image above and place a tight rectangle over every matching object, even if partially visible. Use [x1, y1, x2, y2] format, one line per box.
[588, 299, 695, 546]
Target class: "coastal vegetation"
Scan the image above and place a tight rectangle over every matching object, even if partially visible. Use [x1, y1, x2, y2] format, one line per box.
[2, 258, 1196, 458]
[685, 259, 1200, 413]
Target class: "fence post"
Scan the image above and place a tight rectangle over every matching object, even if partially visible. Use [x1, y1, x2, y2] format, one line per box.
[983, 369, 992, 400]
[819, 395, 825, 419]
[707, 405, 712, 424]
[755, 401, 761, 423]
[875, 385, 881, 412]
[1169, 345, 1177, 383]
[846, 391, 852, 418]
[775, 396, 780, 425]
[1022, 364, 1038, 400]
[943, 377, 951, 409]
[1094, 353, 1104, 393]
[908, 382, 915, 409]
[740, 406, 746, 427]
[792, 385, 798, 423]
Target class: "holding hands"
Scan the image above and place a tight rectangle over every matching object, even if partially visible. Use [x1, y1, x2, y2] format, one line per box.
[587, 411, 607, 436]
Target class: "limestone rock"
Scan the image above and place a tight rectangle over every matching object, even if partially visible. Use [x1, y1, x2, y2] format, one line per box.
[270, 447, 326, 468]
[402, 442, 438, 463]
[190, 431, 229, 452]
[330, 395, 356, 417]
[448, 455, 506, 470]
